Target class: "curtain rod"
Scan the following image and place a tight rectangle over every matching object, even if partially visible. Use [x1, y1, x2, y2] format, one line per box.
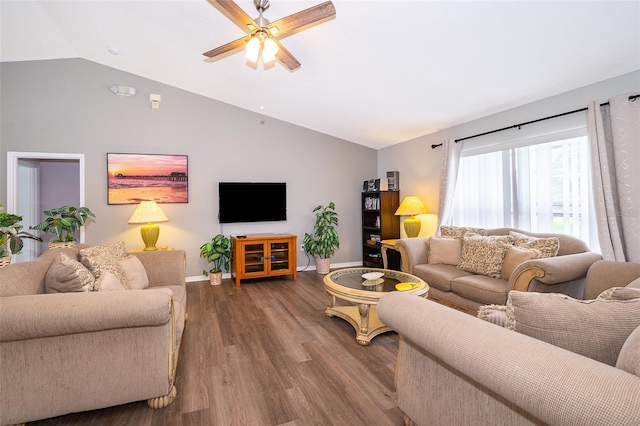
[431, 94, 639, 149]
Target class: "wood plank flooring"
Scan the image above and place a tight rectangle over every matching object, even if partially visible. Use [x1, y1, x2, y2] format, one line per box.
[30, 271, 404, 425]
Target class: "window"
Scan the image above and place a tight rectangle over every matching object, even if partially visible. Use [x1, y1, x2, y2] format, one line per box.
[452, 130, 599, 251]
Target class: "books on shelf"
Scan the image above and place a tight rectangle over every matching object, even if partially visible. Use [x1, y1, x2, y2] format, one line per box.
[364, 196, 381, 210]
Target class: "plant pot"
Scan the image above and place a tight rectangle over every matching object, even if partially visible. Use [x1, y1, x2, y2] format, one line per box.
[315, 257, 331, 275]
[49, 241, 76, 249]
[209, 271, 223, 286]
[0, 255, 11, 268]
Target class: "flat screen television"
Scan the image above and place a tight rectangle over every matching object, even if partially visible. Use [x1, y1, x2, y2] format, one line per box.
[218, 182, 287, 223]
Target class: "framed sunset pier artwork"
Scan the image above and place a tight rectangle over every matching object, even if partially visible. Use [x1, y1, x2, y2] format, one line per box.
[107, 153, 188, 204]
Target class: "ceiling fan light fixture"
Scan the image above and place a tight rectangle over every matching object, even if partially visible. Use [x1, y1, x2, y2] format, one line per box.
[245, 36, 261, 63]
[262, 37, 279, 63]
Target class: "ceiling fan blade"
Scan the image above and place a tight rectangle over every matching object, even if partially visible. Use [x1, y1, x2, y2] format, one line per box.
[273, 39, 301, 72]
[207, 0, 256, 34]
[203, 36, 248, 59]
[268, 1, 336, 39]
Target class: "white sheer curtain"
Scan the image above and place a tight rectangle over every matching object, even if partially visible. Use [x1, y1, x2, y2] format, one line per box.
[437, 138, 462, 230]
[588, 93, 640, 262]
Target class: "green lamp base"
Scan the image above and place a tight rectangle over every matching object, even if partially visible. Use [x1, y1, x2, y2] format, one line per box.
[403, 216, 422, 238]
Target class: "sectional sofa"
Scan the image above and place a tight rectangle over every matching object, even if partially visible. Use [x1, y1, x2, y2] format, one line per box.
[0, 243, 186, 425]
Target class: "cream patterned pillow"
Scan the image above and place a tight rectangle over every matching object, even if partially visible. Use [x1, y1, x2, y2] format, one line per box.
[45, 252, 96, 293]
[78, 241, 130, 289]
[500, 246, 540, 280]
[440, 226, 487, 239]
[597, 287, 640, 301]
[457, 233, 514, 278]
[505, 291, 640, 366]
[119, 255, 149, 289]
[510, 231, 559, 258]
[427, 237, 462, 265]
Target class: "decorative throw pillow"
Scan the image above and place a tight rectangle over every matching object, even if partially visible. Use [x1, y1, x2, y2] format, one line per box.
[505, 291, 640, 366]
[457, 233, 514, 278]
[510, 231, 559, 258]
[597, 286, 640, 301]
[45, 252, 96, 293]
[616, 326, 640, 376]
[96, 271, 126, 291]
[500, 246, 540, 280]
[78, 241, 130, 289]
[477, 304, 507, 327]
[627, 277, 640, 289]
[440, 226, 487, 239]
[119, 255, 149, 289]
[427, 237, 462, 265]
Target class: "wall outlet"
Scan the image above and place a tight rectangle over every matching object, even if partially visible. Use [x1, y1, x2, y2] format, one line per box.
[300, 244, 305, 252]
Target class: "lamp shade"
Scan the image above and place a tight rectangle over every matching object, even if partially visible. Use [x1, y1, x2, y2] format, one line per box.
[128, 201, 169, 224]
[394, 196, 429, 216]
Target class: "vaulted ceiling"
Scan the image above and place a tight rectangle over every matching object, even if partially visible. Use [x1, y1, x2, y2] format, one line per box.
[1, 1, 639, 149]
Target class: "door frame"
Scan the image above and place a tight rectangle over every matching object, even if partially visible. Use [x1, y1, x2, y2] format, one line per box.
[6, 151, 86, 243]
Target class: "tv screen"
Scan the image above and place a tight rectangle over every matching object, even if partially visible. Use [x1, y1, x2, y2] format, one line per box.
[219, 182, 287, 223]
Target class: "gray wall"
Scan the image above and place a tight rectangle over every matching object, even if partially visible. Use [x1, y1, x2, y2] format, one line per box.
[378, 70, 640, 229]
[1, 59, 377, 277]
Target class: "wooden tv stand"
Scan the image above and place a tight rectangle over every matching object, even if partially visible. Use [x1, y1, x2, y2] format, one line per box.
[231, 233, 297, 287]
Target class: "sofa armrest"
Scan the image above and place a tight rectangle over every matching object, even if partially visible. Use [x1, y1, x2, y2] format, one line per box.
[509, 251, 602, 292]
[395, 238, 429, 273]
[0, 290, 172, 342]
[378, 292, 640, 426]
[132, 250, 186, 288]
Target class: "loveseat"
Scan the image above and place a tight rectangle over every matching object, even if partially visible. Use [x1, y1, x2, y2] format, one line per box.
[395, 227, 602, 312]
[378, 260, 640, 426]
[0, 243, 187, 425]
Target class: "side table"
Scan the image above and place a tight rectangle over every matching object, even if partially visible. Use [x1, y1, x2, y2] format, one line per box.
[381, 239, 401, 270]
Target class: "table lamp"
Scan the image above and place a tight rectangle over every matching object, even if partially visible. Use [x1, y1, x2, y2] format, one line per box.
[395, 196, 429, 238]
[128, 201, 169, 251]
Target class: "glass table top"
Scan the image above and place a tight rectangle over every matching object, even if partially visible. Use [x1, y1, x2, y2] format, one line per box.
[327, 268, 422, 293]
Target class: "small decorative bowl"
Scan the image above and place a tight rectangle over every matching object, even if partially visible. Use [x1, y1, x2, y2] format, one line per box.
[395, 282, 419, 291]
[362, 278, 384, 286]
[362, 272, 384, 280]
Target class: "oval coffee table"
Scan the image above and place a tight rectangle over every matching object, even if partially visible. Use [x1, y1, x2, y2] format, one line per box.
[323, 267, 428, 345]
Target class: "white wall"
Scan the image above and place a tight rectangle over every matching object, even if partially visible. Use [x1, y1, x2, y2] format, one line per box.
[1, 59, 377, 277]
[378, 70, 640, 233]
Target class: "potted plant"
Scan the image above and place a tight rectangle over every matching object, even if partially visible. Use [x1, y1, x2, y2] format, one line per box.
[0, 205, 42, 267]
[200, 234, 232, 285]
[303, 201, 339, 274]
[30, 205, 95, 248]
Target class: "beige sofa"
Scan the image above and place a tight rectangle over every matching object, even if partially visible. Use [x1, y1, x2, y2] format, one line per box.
[378, 260, 640, 426]
[0, 245, 187, 425]
[396, 227, 602, 312]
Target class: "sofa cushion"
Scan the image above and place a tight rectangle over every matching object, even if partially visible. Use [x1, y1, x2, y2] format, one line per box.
[457, 234, 514, 278]
[45, 253, 96, 293]
[505, 291, 640, 366]
[510, 231, 559, 258]
[119, 255, 149, 290]
[440, 226, 487, 239]
[78, 242, 130, 289]
[451, 274, 510, 305]
[96, 271, 127, 291]
[597, 286, 640, 301]
[616, 326, 640, 376]
[500, 246, 540, 280]
[427, 237, 462, 266]
[413, 264, 472, 292]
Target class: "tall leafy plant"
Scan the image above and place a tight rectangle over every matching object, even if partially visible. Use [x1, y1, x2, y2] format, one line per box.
[31, 205, 95, 243]
[303, 202, 339, 259]
[0, 205, 42, 257]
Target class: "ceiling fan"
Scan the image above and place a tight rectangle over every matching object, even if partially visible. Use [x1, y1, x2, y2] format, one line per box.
[203, 0, 336, 71]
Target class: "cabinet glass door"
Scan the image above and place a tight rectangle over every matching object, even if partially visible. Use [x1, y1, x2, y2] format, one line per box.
[269, 241, 290, 272]
[244, 243, 265, 273]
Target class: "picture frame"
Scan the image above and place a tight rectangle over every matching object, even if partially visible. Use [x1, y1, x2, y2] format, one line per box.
[107, 153, 188, 204]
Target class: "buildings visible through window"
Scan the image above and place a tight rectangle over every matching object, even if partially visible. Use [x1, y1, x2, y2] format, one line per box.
[452, 131, 599, 251]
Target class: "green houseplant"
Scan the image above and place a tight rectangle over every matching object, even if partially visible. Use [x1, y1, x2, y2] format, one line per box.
[0, 205, 42, 263]
[303, 202, 339, 274]
[30, 205, 95, 247]
[200, 234, 232, 285]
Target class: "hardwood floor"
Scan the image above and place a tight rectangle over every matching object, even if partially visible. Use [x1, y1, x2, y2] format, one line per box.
[30, 272, 404, 425]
